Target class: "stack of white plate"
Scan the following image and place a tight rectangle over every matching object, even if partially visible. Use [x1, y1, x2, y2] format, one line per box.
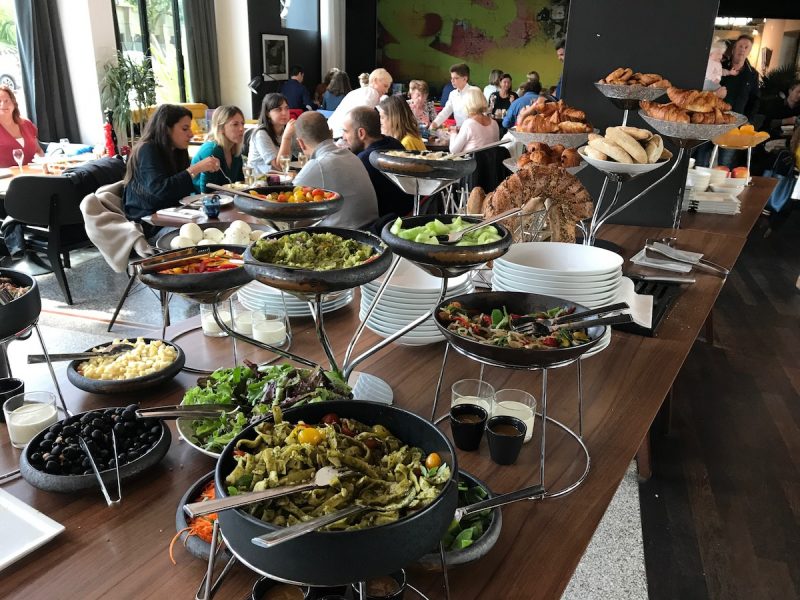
[492, 242, 623, 310]
[237, 282, 354, 317]
[682, 190, 741, 215]
[359, 259, 474, 346]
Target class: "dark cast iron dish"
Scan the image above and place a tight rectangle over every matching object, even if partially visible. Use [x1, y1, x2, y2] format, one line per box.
[369, 151, 476, 181]
[434, 291, 605, 368]
[137, 244, 254, 304]
[155, 222, 275, 251]
[231, 185, 343, 222]
[243, 227, 393, 295]
[0, 268, 41, 341]
[175, 471, 232, 562]
[65, 338, 185, 394]
[416, 469, 502, 571]
[19, 409, 171, 493]
[380, 215, 512, 278]
[214, 399, 459, 586]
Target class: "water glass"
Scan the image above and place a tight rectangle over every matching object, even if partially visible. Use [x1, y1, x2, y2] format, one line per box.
[242, 165, 255, 185]
[493, 389, 536, 443]
[199, 302, 232, 337]
[297, 152, 308, 168]
[279, 155, 291, 174]
[451, 379, 495, 415]
[3, 391, 57, 448]
[252, 309, 290, 347]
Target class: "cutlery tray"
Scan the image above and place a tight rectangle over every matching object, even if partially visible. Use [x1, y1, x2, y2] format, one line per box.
[613, 276, 683, 337]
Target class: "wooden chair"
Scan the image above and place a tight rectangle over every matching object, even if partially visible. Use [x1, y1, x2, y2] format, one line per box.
[4, 175, 93, 305]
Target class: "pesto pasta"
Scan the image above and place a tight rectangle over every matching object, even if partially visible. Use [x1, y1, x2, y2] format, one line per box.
[225, 408, 451, 531]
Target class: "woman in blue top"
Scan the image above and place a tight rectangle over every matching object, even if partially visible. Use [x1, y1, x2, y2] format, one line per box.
[321, 71, 351, 111]
[123, 104, 220, 224]
[191, 105, 245, 192]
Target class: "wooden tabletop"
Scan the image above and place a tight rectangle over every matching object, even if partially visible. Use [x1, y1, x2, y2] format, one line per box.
[0, 186, 774, 599]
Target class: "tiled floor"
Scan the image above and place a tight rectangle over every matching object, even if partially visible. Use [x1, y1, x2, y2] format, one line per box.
[2, 248, 647, 599]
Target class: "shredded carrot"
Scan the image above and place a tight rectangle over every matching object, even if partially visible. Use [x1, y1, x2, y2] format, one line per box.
[168, 480, 219, 565]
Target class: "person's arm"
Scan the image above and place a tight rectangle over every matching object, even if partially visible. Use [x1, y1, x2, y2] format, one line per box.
[449, 120, 470, 154]
[502, 101, 519, 129]
[432, 97, 454, 128]
[129, 144, 195, 212]
[249, 130, 278, 175]
[273, 120, 296, 170]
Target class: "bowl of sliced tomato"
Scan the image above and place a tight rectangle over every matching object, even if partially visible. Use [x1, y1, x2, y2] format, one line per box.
[233, 185, 343, 222]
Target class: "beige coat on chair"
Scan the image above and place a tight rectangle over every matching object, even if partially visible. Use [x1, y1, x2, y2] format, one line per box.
[79, 181, 154, 273]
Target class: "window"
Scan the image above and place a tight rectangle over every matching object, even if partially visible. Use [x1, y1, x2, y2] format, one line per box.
[0, 0, 27, 117]
[112, 0, 189, 103]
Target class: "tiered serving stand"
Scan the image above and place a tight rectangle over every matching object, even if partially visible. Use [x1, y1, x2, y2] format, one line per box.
[594, 82, 666, 125]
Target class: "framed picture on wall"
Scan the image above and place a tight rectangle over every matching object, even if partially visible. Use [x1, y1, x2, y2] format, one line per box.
[262, 34, 289, 80]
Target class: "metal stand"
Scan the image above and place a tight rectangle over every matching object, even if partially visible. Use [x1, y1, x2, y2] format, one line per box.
[432, 343, 591, 500]
[379, 173, 458, 216]
[709, 143, 755, 185]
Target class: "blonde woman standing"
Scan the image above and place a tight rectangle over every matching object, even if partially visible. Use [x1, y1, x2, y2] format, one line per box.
[191, 105, 245, 192]
[328, 68, 393, 138]
[448, 88, 499, 154]
[378, 95, 426, 151]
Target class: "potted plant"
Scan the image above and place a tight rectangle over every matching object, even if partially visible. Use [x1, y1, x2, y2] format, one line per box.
[101, 52, 156, 145]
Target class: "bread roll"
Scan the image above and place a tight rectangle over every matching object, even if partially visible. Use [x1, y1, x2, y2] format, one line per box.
[606, 127, 648, 163]
[644, 134, 664, 163]
[467, 187, 486, 214]
[584, 146, 609, 161]
[589, 136, 634, 163]
[618, 126, 652, 141]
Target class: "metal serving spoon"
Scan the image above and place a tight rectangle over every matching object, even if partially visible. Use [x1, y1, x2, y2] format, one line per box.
[435, 198, 544, 245]
[27, 343, 134, 364]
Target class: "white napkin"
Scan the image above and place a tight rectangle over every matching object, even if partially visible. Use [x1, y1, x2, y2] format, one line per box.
[617, 277, 653, 328]
[651, 242, 703, 263]
[630, 249, 692, 273]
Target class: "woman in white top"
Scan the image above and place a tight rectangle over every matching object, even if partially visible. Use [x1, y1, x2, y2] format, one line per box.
[483, 69, 503, 101]
[248, 93, 296, 175]
[449, 87, 499, 154]
[327, 68, 392, 138]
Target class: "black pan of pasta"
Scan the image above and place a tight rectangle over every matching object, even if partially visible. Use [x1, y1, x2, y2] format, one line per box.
[434, 291, 606, 368]
[214, 400, 458, 586]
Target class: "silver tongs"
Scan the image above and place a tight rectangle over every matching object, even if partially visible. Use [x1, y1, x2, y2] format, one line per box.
[644, 243, 729, 276]
[512, 302, 631, 335]
[133, 246, 212, 274]
[135, 404, 236, 420]
[79, 431, 122, 507]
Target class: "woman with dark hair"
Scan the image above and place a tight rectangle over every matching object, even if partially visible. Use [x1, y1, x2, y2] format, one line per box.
[483, 68, 503, 101]
[191, 105, 245, 192]
[315, 68, 339, 107]
[123, 104, 219, 223]
[322, 71, 352, 111]
[248, 93, 296, 175]
[0, 84, 43, 167]
[488, 73, 518, 116]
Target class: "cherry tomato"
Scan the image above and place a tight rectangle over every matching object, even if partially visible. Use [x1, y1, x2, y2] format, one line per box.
[341, 426, 355, 437]
[312, 188, 325, 196]
[425, 452, 442, 470]
[321, 413, 339, 425]
[298, 428, 324, 445]
[364, 438, 380, 450]
[312, 194, 323, 202]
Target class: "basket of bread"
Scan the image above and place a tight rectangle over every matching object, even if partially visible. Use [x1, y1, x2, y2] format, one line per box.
[578, 126, 673, 175]
[509, 98, 594, 146]
[639, 87, 746, 140]
[504, 141, 584, 176]
[595, 68, 671, 101]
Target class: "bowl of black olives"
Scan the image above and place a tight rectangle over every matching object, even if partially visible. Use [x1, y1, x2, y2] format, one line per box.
[19, 404, 171, 493]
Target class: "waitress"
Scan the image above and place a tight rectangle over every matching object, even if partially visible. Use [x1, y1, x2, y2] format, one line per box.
[0, 84, 43, 168]
[191, 105, 245, 192]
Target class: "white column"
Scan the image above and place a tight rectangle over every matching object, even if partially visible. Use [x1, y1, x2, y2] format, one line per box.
[215, 0, 252, 117]
[320, 0, 346, 78]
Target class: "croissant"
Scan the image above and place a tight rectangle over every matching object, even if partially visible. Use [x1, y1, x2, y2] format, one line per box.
[649, 78, 672, 89]
[667, 87, 730, 112]
[550, 144, 565, 157]
[640, 101, 690, 123]
[562, 107, 587, 122]
[690, 111, 717, 124]
[530, 150, 551, 165]
[517, 154, 531, 167]
[637, 73, 662, 86]
[561, 149, 581, 167]
[526, 142, 550, 154]
[558, 121, 592, 133]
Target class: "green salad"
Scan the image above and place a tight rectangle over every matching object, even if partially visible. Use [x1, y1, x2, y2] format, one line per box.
[441, 477, 492, 551]
[251, 231, 376, 270]
[182, 362, 352, 452]
[389, 216, 502, 246]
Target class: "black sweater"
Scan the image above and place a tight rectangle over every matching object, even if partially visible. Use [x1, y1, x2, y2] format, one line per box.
[123, 143, 195, 221]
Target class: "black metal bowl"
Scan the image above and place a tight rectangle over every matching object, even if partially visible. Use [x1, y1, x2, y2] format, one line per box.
[155, 222, 275, 251]
[137, 244, 253, 304]
[65, 338, 185, 394]
[251, 577, 310, 600]
[243, 227, 393, 295]
[174, 471, 232, 562]
[434, 291, 605, 367]
[0, 268, 41, 341]
[381, 215, 512, 278]
[416, 470, 502, 570]
[215, 400, 459, 586]
[19, 408, 171, 493]
[233, 185, 343, 222]
[369, 151, 476, 181]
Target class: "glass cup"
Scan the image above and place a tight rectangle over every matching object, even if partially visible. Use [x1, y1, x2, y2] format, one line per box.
[230, 295, 253, 336]
[252, 309, 290, 347]
[199, 302, 232, 337]
[493, 389, 536, 443]
[279, 155, 291, 175]
[297, 152, 308, 168]
[242, 165, 255, 185]
[0, 377, 24, 423]
[3, 391, 58, 448]
[451, 379, 495, 415]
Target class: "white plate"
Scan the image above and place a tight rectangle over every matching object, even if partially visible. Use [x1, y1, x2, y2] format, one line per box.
[359, 309, 439, 332]
[491, 280, 621, 301]
[496, 242, 623, 276]
[237, 290, 354, 316]
[578, 146, 670, 175]
[361, 284, 474, 304]
[492, 262, 621, 289]
[491, 281, 618, 308]
[364, 322, 444, 346]
[369, 259, 471, 292]
[581, 327, 612, 358]
[0, 489, 65, 572]
[492, 262, 623, 284]
[179, 193, 235, 208]
[492, 269, 620, 291]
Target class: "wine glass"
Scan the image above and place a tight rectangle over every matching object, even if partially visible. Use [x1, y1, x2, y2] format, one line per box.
[12, 149, 23, 173]
[279, 155, 291, 175]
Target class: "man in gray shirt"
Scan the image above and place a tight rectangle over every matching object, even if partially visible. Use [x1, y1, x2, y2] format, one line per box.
[293, 112, 378, 229]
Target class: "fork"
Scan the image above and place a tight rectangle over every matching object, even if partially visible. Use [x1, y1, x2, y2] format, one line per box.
[512, 302, 630, 336]
[184, 466, 356, 518]
[513, 313, 633, 336]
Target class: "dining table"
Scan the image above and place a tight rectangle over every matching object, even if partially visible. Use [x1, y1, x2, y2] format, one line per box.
[0, 178, 775, 599]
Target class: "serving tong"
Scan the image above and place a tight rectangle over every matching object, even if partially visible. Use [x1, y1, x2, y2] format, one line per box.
[28, 342, 134, 364]
[644, 242, 729, 276]
[435, 204, 538, 245]
[79, 430, 122, 507]
[133, 246, 213, 274]
[135, 404, 239, 420]
[511, 302, 631, 336]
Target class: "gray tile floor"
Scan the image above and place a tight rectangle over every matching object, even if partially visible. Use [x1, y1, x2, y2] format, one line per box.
[3, 248, 647, 599]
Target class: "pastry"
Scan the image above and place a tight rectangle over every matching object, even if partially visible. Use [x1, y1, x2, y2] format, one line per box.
[584, 147, 608, 161]
[560, 149, 581, 167]
[606, 127, 648, 164]
[639, 101, 690, 123]
[617, 126, 652, 141]
[588, 137, 633, 163]
[667, 87, 731, 112]
[644, 134, 664, 163]
[467, 187, 486, 214]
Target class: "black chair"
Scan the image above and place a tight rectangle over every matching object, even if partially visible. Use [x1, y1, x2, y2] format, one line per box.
[462, 145, 510, 194]
[4, 175, 93, 305]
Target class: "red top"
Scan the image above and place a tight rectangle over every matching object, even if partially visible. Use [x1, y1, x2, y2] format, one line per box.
[0, 119, 39, 168]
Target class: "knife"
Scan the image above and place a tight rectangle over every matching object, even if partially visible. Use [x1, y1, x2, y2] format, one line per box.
[633, 275, 696, 284]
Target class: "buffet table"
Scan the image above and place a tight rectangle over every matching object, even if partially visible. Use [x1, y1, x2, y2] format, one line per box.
[0, 180, 774, 599]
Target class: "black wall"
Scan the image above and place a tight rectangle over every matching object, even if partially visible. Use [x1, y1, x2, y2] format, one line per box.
[246, 0, 321, 119]
[345, 0, 378, 89]
[563, 0, 720, 228]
